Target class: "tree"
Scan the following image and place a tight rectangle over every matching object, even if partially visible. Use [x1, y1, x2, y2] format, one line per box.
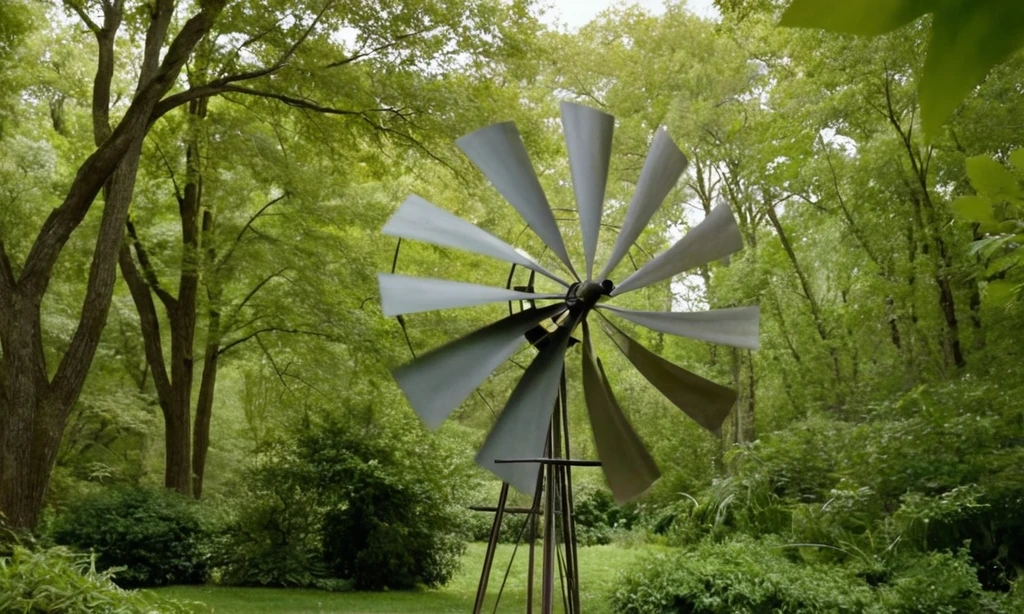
[0, 0, 227, 531]
[113, 0, 541, 497]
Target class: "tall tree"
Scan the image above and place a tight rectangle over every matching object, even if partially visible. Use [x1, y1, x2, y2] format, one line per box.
[0, 0, 226, 530]
[114, 0, 542, 497]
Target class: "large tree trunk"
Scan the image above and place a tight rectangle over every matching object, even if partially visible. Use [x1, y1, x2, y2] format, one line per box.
[0, 1, 222, 530]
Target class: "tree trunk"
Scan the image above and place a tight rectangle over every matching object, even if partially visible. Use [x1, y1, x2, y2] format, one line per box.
[763, 195, 842, 384]
[744, 351, 756, 442]
[192, 204, 223, 499]
[883, 75, 966, 369]
[120, 98, 209, 496]
[191, 310, 221, 499]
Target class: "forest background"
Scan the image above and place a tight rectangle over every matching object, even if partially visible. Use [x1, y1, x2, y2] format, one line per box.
[1, 0, 1023, 612]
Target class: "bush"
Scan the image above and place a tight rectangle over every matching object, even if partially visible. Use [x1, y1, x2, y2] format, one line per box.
[308, 420, 465, 589]
[49, 486, 209, 588]
[612, 537, 1023, 614]
[878, 550, 993, 614]
[0, 545, 190, 613]
[574, 487, 639, 546]
[321, 471, 463, 589]
[612, 536, 876, 614]
[209, 490, 327, 588]
[213, 413, 469, 590]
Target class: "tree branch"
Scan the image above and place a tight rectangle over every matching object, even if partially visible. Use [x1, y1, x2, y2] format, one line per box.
[153, 141, 183, 204]
[254, 334, 287, 387]
[324, 27, 436, 69]
[818, 135, 887, 273]
[66, 1, 101, 34]
[126, 219, 177, 310]
[217, 16, 286, 76]
[219, 326, 335, 356]
[153, 0, 337, 121]
[19, 3, 225, 301]
[217, 193, 289, 271]
[118, 244, 173, 402]
[223, 267, 288, 331]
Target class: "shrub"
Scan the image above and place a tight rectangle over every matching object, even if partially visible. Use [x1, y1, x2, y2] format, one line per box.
[312, 428, 465, 589]
[877, 549, 1024, 614]
[213, 413, 468, 590]
[209, 492, 327, 588]
[574, 487, 639, 546]
[612, 536, 877, 614]
[0, 545, 191, 613]
[49, 486, 209, 588]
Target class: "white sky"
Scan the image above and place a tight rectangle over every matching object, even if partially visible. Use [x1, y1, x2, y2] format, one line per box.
[542, 0, 720, 29]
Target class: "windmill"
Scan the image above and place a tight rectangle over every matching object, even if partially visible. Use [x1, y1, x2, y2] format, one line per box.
[379, 102, 758, 613]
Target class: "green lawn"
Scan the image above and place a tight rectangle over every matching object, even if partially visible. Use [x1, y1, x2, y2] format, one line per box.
[155, 542, 660, 613]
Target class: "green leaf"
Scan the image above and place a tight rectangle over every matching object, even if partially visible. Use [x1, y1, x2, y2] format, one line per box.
[952, 195, 995, 224]
[780, 0, 934, 35]
[920, 3, 1024, 136]
[1009, 148, 1024, 172]
[985, 252, 1021, 277]
[984, 279, 1020, 308]
[965, 155, 1022, 199]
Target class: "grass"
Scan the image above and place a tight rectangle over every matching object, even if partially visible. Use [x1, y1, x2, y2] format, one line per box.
[154, 541, 661, 613]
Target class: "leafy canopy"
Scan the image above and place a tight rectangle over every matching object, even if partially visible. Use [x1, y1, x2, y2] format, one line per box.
[781, 0, 1024, 136]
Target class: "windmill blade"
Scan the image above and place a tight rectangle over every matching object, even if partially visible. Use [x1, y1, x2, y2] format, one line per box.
[598, 314, 735, 435]
[598, 128, 688, 280]
[561, 102, 614, 280]
[383, 195, 570, 287]
[475, 319, 576, 495]
[378, 273, 562, 317]
[581, 322, 660, 503]
[600, 305, 759, 350]
[611, 202, 743, 296]
[457, 122, 578, 280]
[394, 304, 567, 429]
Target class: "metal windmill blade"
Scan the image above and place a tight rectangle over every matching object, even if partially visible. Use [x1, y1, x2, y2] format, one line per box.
[379, 101, 759, 503]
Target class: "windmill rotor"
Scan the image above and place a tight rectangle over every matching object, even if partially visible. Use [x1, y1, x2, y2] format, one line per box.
[379, 101, 759, 504]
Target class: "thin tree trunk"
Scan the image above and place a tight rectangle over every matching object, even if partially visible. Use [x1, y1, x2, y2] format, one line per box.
[882, 73, 966, 369]
[763, 196, 842, 384]
[191, 310, 220, 499]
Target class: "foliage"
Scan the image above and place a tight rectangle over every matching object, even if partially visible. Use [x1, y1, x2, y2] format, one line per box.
[208, 485, 327, 589]
[613, 536, 1023, 614]
[0, 544, 191, 614]
[213, 412, 469, 590]
[612, 536, 876, 613]
[321, 478, 463, 589]
[639, 375, 1024, 596]
[573, 487, 640, 546]
[952, 151, 1024, 306]
[49, 487, 209, 588]
[780, 0, 1024, 135]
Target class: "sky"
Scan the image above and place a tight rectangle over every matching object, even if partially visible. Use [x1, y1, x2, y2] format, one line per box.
[542, 0, 720, 29]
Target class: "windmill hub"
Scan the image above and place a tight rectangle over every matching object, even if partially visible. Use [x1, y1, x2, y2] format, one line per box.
[565, 279, 614, 315]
